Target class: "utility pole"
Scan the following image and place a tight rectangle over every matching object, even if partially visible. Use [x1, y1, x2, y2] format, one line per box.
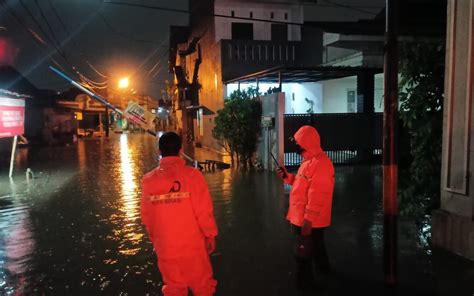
[383, 0, 398, 287]
[105, 107, 109, 137]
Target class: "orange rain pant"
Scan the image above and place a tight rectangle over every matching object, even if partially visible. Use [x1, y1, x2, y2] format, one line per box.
[158, 248, 217, 296]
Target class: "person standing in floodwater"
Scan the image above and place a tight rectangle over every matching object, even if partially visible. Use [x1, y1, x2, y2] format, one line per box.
[277, 125, 335, 289]
[141, 132, 218, 296]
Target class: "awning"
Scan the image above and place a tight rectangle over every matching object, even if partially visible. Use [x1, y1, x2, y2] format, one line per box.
[223, 66, 382, 84]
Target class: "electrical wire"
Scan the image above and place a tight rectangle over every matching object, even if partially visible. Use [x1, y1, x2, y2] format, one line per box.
[47, 0, 109, 79]
[34, 0, 64, 53]
[47, 0, 69, 33]
[2, 2, 108, 91]
[97, 11, 160, 44]
[319, 0, 378, 15]
[18, 0, 65, 57]
[105, 1, 381, 24]
[80, 73, 108, 86]
[85, 61, 108, 78]
[105, 1, 304, 26]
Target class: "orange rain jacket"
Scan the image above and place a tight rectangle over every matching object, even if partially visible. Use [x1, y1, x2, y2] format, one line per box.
[284, 125, 335, 228]
[141, 156, 218, 259]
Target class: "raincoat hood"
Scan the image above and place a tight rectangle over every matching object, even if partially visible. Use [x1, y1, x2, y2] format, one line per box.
[294, 125, 323, 158]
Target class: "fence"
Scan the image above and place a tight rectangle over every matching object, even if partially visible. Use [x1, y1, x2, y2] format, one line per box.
[284, 113, 383, 166]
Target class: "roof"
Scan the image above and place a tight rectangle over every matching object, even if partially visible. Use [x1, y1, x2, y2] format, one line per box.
[223, 66, 382, 84]
[0, 88, 31, 98]
[0, 65, 39, 96]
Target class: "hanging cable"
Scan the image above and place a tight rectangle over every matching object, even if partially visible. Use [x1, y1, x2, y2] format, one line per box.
[85, 61, 108, 78]
[18, 0, 66, 58]
[319, 0, 378, 16]
[34, 0, 64, 53]
[97, 11, 160, 44]
[47, 0, 109, 79]
[2, 2, 108, 90]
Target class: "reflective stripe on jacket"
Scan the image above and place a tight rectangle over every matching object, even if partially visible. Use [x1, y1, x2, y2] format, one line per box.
[141, 156, 218, 259]
[286, 126, 335, 228]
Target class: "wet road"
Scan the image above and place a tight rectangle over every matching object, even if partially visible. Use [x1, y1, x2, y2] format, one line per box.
[0, 133, 472, 295]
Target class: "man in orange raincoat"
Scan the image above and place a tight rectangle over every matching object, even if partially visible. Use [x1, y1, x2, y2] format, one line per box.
[277, 125, 335, 288]
[141, 132, 218, 296]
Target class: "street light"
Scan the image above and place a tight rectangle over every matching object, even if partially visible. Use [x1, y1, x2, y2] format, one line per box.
[118, 77, 129, 89]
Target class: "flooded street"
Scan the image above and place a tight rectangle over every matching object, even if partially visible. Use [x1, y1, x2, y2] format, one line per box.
[0, 134, 472, 295]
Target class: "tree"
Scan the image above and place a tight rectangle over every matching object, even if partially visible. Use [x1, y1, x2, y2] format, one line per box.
[398, 40, 445, 225]
[213, 88, 262, 168]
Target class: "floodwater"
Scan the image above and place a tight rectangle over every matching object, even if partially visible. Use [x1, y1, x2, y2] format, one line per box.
[0, 133, 472, 295]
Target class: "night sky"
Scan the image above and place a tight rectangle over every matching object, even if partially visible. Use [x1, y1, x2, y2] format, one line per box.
[0, 0, 384, 97]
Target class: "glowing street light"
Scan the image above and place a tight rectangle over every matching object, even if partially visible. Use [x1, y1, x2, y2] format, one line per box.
[118, 77, 129, 89]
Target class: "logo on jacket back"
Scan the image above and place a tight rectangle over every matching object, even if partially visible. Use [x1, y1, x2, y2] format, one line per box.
[169, 181, 181, 193]
[148, 181, 189, 205]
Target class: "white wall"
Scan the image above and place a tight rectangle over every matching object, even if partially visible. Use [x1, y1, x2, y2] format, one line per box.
[214, 1, 303, 42]
[322, 76, 357, 113]
[225, 82, 322, 114]
[282, 82, 322, 114]
[374, 73, 384, 112]
[322, 74, 384, 113]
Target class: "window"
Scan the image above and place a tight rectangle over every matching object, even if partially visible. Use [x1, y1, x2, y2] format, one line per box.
[284, 12, 288, 20]
[347, 90, 356, 112]
[231, 10, 235, 17]
[271, 24, 288, 41]
[270, 12, 274, 19]
[250, 11, 253, 19]
[231, 23, 254, 40]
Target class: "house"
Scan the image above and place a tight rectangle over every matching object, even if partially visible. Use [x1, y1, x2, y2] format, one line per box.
[170, 0, 323, 151]
[0, 65, 51, 141]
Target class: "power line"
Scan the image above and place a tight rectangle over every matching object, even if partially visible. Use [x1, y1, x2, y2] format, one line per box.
[319, 0, 378, 15]
[232, 0, 383, 9]
[47, 0, 69, 33]
[28, 1, 109, 85]
[137, 0, 206, 78]
[47, 0, 108, 79]
[3, 2, 107, 88]
[2, 2, 111, 93]
[34, 0, 64, 54]
[18, 0, 65, 58]
[105, 0, 379, 24]
[104, 1, 304, 26]
[86, 61, 108, 78]
[96, 11, 161, 44]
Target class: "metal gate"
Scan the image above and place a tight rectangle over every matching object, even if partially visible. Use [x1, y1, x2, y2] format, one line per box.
[284, 113, 383, 166]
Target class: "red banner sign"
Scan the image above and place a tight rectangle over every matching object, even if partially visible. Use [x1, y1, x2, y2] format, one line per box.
[0, 97, 25, 138]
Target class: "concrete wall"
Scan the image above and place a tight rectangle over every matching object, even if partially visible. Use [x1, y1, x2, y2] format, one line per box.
[322, 76, 357, 113]
[184, 3, 225, 151]
[433, 0, 474, 260]
[214, 1, 303, 42]
[321, 75, 383, 113]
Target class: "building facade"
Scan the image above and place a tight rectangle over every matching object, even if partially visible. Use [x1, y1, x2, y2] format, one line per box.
[171, 0, 322, 150]
[433, 0, 474, 260]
